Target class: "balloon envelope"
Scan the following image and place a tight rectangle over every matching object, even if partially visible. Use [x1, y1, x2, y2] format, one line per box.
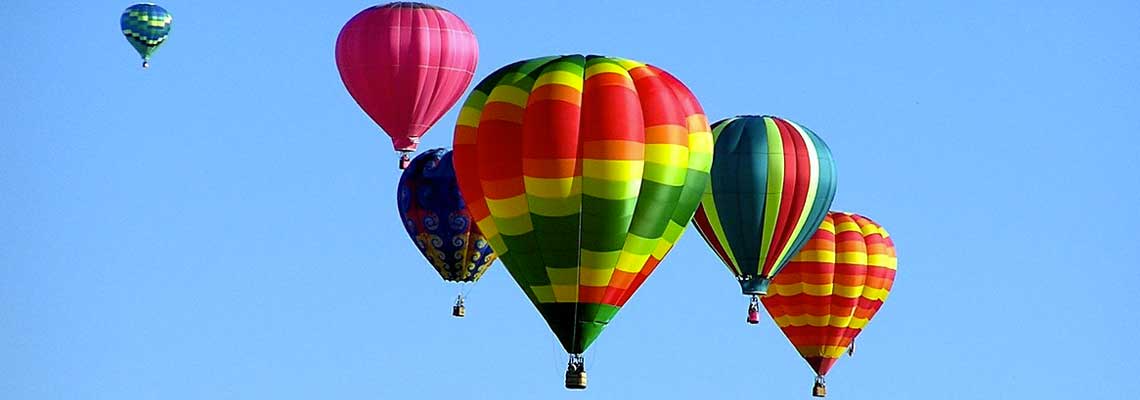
[336, 2, 479, 153]
[762, 211, 897, 377]
[452, 55, 712, 354]
[120, 3, 172, 65]
[398, 148, 496, 283]
[692, 115, 837, 295]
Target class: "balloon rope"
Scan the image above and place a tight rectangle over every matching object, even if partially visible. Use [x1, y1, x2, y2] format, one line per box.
[571, 204, 584, 356]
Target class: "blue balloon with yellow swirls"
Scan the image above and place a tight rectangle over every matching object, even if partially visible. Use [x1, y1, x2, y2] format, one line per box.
[397, 148, 496, 282]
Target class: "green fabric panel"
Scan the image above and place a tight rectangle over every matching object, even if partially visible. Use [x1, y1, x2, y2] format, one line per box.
[709, 117, 765, 278]
[627, 180, 683, 239]
[529, 215, 582, 268]
[537, 303, 621, 354]
[579, 195, 637, 252]
[499, 231, 550, 285]
[670, 167, 710, 225]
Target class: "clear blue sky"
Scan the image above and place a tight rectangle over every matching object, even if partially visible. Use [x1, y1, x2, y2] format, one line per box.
[3, 1, 1138, 399]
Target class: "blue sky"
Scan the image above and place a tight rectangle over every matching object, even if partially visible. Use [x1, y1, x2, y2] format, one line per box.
[2, 1, 1138, 399]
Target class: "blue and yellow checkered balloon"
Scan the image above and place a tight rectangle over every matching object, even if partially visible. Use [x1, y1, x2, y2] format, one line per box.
[120, 3, 172, 68]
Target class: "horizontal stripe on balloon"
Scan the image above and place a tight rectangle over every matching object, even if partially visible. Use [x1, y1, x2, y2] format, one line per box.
[578, 267, 614, 287]
[522, 176, 580, 198]
[582, 159, 644, 181]
[522, 158, 579, 179]
[642, 162, 689, 186]
[644, 144, 689, 167]
[534, 70, 585, 92]
[584, 62, 633, 80]
[768, 283, 865, 298]
[646, 125, 692, 146]
[794, 345, 850, 358]
[485, 194, 529, 217]
[493, 214, 533, 236]
[772, 314, 871, 329]
[486, 86, 530, 108]
[583, 141, 645, 159]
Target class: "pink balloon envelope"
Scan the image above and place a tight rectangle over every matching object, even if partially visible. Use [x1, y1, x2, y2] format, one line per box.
[336, 2, 479, 167]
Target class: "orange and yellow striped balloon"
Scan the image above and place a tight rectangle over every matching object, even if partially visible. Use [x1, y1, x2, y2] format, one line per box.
[762, 211, 897, 380]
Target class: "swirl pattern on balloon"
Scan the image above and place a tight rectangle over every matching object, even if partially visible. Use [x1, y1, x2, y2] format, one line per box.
[397, 148, 497, 282]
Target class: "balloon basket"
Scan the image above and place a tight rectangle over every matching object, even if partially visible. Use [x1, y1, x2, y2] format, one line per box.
[746, 295, 761, 325]
[564, 355, 586, 390]
[813, 376, 827, 397]
[564, 369, 587, 390]
[399, 153, 411, 169]
[452, 295, 465, 318]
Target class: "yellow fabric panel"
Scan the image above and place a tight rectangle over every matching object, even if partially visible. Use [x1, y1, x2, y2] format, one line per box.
[687, 131, 714, 155]
[526, 195, 581, 217]
[551, 284, 579, 302]
[579, 267, 615, 287]
[770, 283, 863, 298]
[651, 222, 685, 258]
[836, 251, 869, 265]
[834, 220, 863, 234]
[794, 345, 850, 358]
[644, 144, 689, 167]
[615, 251, 651, 273]
[582, 159, 644, 181]
[614, 58, 647, 70]
[868, 254, 898, 269]
[581, 249, 621, 268]
[862, 286, 890, 301]
[491, 214, 533, 236]
[531, 285, 555, 303]
[828, 315, 854, 327]
[774, 314, 870, 329]
[584, 63, 634, 86]
[534, 70, 584, 92]
[474, 217, 498, 238]
[456, 106, 483, 129]
[795, 250, 836, 263]
[486, 85, 530, 108]
[486, 194, 529, 218]
[545, 267, 579, 285]
[523, 176, 580, 198]
[819, 219, 836, 233]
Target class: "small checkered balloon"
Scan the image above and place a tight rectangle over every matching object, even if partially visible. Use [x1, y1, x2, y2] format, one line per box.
[120, 3, 172, 68]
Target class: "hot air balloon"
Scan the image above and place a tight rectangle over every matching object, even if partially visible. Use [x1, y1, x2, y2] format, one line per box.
[452, 55, 712, 389]
[397, 148, 497, 317]
[120, 3, 172, 68]
[336, 2, 479, 169]
[691, 115, 837, 324]
[762, 211, 897, 397]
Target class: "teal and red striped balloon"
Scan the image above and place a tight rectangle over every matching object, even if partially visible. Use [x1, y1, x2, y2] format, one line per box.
[692, 115, 837, 295]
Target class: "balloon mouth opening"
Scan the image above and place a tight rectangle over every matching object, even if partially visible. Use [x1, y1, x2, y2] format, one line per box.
[739, 278, 771, 295]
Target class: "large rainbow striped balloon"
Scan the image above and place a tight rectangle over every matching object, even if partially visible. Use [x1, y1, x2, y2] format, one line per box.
[762, 212, 897, 395]
[692, 115, 837, 295]
[453, 55, 712, 355]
